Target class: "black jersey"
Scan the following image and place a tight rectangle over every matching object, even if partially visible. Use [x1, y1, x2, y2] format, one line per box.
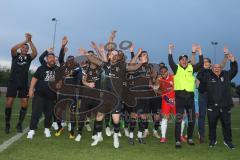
[33, 65, 57, 100]
[9, 53, 33, 86]
[103, 61, 126, 97]
[83, 65, 102, 89]
[63, 66, 82, 86]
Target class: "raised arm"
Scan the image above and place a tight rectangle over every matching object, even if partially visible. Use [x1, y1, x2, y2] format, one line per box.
[168, 44, 178, 74]
[129, 43, 135, 59]
[79, 48, 102, 66]
[220, 46, 229, 69]
[11, 34, 28, 57]
[193, 46, 203, 73]
[227, 53, 238, 80]
[91, 42, 108, 62]
[39, 48, 53, 65]
[129, 48, 142, 64]
[59, 36, 68, 64]
[26, 33, 37, 59]
[190, 44, 198, 65]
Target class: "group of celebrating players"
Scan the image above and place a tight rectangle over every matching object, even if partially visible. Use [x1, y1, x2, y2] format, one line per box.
[4, 31, 238, 149]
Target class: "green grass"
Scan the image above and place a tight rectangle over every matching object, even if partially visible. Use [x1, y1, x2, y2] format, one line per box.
[0, 96, 239, 160]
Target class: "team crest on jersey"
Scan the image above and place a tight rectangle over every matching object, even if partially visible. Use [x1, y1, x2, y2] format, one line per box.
[220, 77, 224, 82]
[45, 71, 55, 82]
[17, 55, 27, 66]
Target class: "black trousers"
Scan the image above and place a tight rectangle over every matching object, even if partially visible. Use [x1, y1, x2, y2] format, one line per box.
[207, 107, 232, 142]
[29, 95, 55, 130]
[175, 95, 195, 142]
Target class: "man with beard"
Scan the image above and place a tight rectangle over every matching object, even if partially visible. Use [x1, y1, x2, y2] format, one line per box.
[27, 52, 57, 139]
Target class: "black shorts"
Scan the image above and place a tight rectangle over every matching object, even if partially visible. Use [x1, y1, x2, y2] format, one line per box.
[132, 98, 150, 114]
[80, 98, 99, 112]
[6, 83, 28, 98]
[149, 97, 162, 114]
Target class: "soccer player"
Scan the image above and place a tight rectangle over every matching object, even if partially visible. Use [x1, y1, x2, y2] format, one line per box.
[158, 66, 176, 143]
[4, 33, 37, 134]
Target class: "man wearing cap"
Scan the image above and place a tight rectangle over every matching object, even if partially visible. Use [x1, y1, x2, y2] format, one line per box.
[168, 44, 203, 148]
[4, 33, 37, 134]
[27, 51, 58, 139]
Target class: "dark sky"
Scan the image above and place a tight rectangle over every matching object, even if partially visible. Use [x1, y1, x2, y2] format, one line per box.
[1, 0, 239, 83]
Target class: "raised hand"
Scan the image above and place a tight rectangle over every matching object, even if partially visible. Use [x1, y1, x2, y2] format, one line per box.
[99, 44, 105, 53]
[168, 44, 174, 54]
[227, 53, 235, 62]
[223, 45, 229, 54]
[129, 44, 135, 52]
[47, 48, 54, 53]
[25, 33, 32, 42]
[62, 36, 68, 47]
[196, 45, 202, 55]
[90, 41, 97, 49]
[192, 44, 198, 53]
[78, 48, 87, 55]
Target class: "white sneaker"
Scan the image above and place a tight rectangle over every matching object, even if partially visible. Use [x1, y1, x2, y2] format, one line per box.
[153, 129, 160, 139]
[27, 130, 35, 139]
[124, 128, 130, 137]
[44, 128, 51, 138]
[143, 129, 149, 138]
[113, 133, 120, 149]
[91, 133, 103, 146]
[105, 127, 111, 137]
[68, 123, 71, 131]
[118, 132, 122, 137]
[52, 122, 58, 130]
[75, 134, 82, 142]
[92, 134, 97, 140]
[85, 124, 92, 132]
[61, 122, 67, 127]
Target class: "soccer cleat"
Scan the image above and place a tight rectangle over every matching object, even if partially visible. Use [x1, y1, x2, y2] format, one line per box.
[69, 132, 75, 139]
[209, 140, 217, 148]
[44, 128, 51, 138]
[27, 130, 35, 139]
[153, 129, 160, 139]
[113, 133, 120, 148]
[118, 132, 122, 137]
[180, 135, 187, 142]
[160, 137, 167, 143]
[138, 138, 146, 144]
[224, 141, 235, 150]
[85, 124, 92, 132]
[75, 134, 82, 142]
[105, 127, 111, 137]
[55, 127, 64, 137]
[92, 134, 97, 140]
[91, 133, 103, 146]
[175, 141, 182, 149]
[61, 122, 67, 127]
[187, 139, 195, 145]
[16, 123, 23, 133]
[5, 124, 10, 134]
[124, 128, 130, 137]
[143, 129, 149, 138]
[129, 138, 134, 145]
[67, 123, 71, 131]
[52, 122, 58, 131]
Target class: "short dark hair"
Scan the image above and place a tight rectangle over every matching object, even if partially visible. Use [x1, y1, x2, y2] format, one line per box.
[204, 58, 212, 64]
[139, 51, 148, 57]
